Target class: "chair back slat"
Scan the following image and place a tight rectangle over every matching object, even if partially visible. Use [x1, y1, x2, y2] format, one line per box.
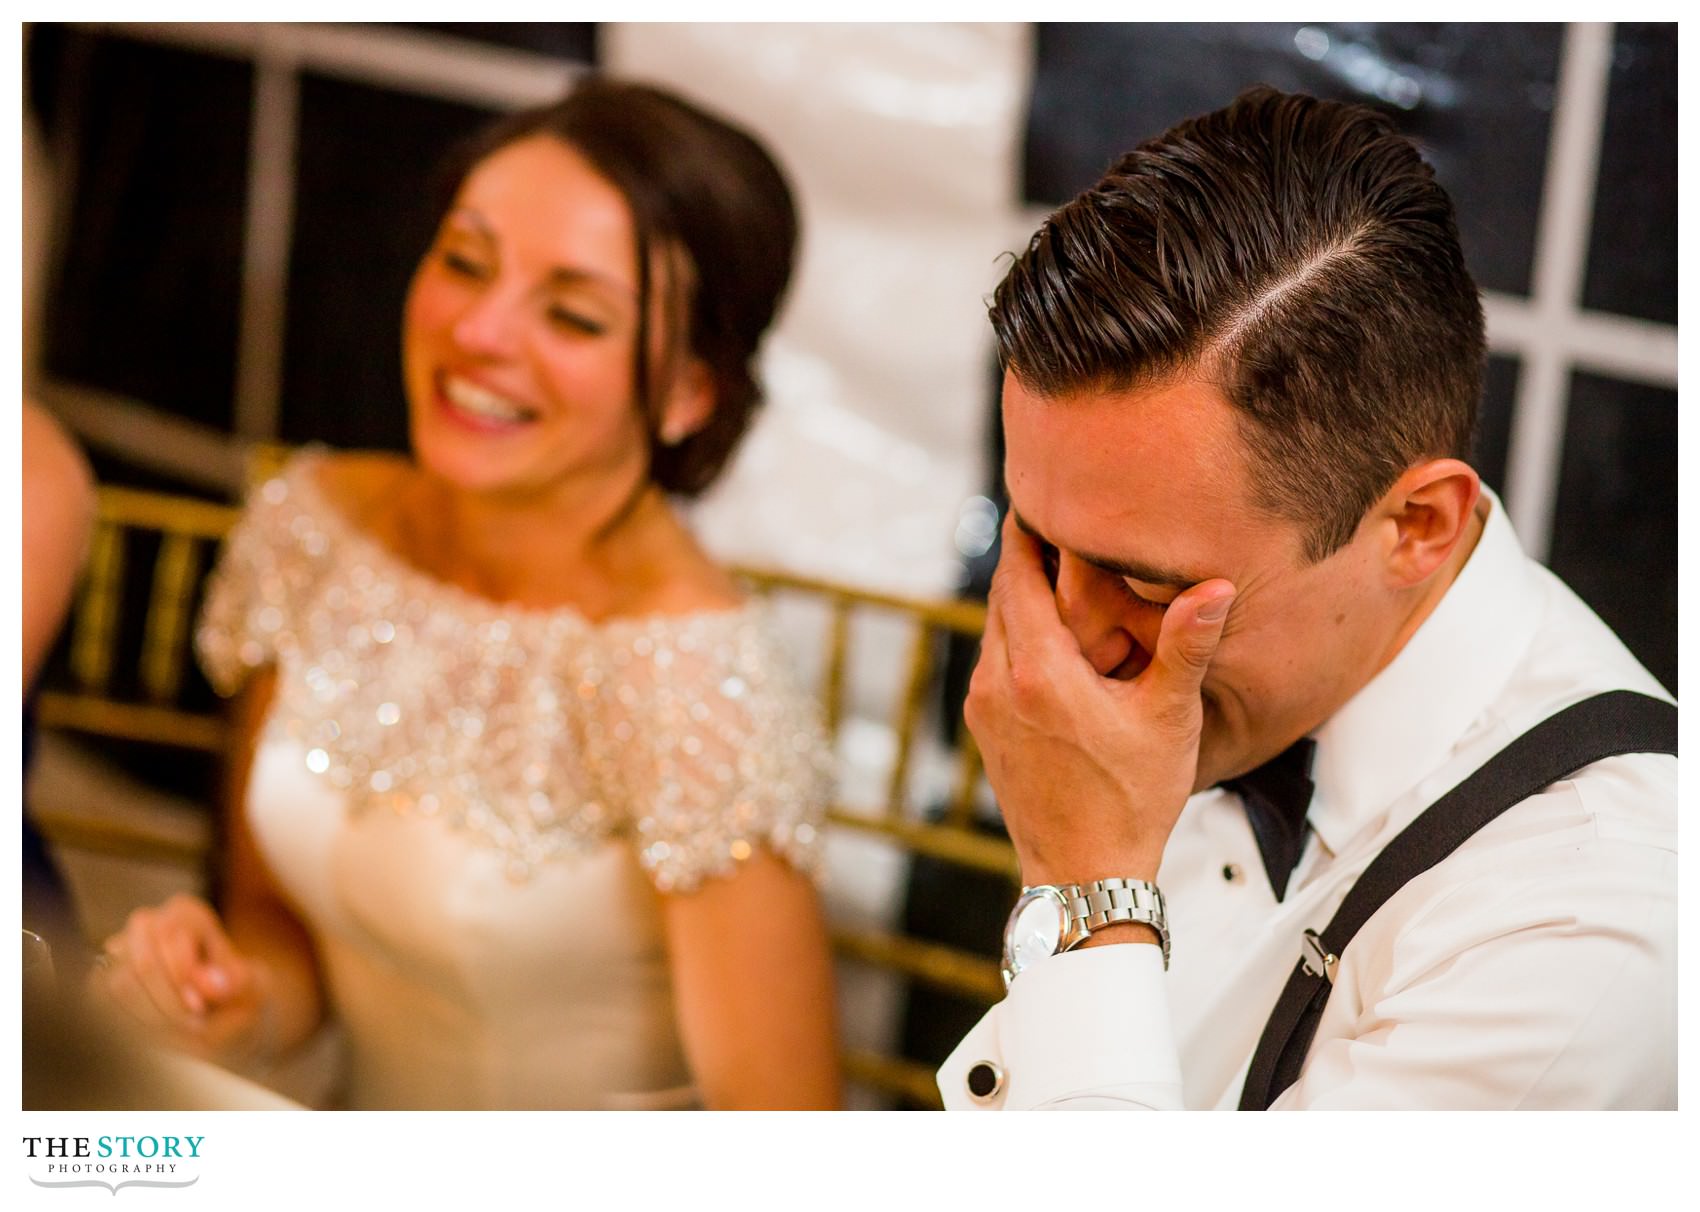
[141, 532, 202, 702]
[70, 520, 125, 693]
[822, 595, 853, 736]
[883, 619, 937, 819]
[944, 730, 985, 829]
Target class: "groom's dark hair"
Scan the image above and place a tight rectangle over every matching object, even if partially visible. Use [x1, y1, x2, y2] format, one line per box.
[991, 86, 1486, 562]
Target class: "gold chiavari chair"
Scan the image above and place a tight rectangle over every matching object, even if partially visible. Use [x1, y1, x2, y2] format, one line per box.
[735, 568, 1013, 1106]
[37, 488, 237, 754]
[31, 489, 237, 869]
[31, 450, 1014, 1109]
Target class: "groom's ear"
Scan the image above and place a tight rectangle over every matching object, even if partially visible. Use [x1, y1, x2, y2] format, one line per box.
[1373, 458, 1482, 590]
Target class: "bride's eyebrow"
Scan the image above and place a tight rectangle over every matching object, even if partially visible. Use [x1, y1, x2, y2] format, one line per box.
[442, 208, 495, 240]
[444, 208, 635, 302]
[1012, 509, 1199, 589]
[545, 267, 637, 301]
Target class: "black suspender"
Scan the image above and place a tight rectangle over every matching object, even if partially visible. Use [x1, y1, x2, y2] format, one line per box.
[1238, 690, 1677, 1111]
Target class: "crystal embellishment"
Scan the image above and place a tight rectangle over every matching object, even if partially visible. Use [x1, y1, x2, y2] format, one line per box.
[195, 451, 831, 892]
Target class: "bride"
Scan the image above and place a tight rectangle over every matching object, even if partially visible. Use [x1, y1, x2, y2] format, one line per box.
[97, 77, 841, 1109]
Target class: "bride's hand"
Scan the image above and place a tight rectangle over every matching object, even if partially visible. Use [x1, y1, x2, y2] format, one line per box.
[95, 893, 273, 1064]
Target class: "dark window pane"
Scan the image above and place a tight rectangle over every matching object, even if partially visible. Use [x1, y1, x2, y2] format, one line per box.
[1581, 24, 1676, 324]
[391, 22, 598, 62]
[1472, 353, 1520, 496]
[25, 23, 71, 127]
[35, 30, 252, 430]
[1547, 372, 1676, 693]
[1024, 23, 1561, 296]
[281, 76, 500, 450]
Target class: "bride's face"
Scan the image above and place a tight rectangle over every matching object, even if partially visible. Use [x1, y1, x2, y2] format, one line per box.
[402, 134, 658, 501]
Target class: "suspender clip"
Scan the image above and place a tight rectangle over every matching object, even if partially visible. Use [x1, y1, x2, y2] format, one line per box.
[1300, 929, 1337, 984]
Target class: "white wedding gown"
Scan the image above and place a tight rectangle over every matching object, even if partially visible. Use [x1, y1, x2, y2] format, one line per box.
[196, 451, 829, 1109]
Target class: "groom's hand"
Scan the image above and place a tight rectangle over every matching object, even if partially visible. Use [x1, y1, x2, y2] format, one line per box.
[965, 513, 1235, 887]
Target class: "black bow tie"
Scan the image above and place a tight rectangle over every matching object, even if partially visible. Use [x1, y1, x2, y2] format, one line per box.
[1218, 738, 1318, 901]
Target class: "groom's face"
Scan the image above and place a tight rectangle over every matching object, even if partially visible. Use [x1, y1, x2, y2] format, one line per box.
[1000, 369, 1395, 789]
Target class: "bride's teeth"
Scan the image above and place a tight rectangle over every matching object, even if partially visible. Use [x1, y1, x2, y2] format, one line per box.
[444, 377, 534, 422]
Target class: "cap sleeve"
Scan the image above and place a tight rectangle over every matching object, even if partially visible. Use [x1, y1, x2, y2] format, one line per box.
[591, 610, 832, 894]
[194, 458, 324, 696]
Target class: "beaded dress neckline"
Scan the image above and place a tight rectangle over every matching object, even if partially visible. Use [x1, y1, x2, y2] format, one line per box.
[196, 451, 830, 890]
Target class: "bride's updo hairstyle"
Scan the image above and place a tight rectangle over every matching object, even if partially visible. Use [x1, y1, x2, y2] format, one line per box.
[435, 75, 799, 496]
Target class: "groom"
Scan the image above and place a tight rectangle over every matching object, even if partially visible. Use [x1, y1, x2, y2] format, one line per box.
[940, 87, 1675, 1109]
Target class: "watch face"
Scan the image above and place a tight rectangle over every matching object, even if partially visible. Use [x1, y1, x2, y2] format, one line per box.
[1004, 887, 1068, 979]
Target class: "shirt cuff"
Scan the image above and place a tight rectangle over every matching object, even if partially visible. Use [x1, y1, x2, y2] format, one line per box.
[938, 942, 1183, 1110]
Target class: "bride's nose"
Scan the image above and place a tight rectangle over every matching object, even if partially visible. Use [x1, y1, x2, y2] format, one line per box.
[450, 286, 526, 361]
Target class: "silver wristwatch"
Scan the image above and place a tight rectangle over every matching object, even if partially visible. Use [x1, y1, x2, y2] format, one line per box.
[1001, 878, 1170, 987]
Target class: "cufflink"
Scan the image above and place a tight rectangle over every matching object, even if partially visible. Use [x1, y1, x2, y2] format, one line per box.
[966, 1061, 1004, 1102]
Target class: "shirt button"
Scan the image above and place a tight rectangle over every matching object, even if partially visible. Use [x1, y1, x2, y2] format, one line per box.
[966, 1061, 1004, 1102]
[1223, 863, 1244, 883]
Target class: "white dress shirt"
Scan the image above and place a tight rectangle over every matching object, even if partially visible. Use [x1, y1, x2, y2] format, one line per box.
[940, 494, 1676, 1109]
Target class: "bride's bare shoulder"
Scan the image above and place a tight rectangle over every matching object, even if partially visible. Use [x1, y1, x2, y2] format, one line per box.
[641, 527, 747, 615]
[304, 450, 414, 527]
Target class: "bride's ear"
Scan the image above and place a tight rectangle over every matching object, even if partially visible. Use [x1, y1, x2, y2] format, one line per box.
[657, 360, 715, 446]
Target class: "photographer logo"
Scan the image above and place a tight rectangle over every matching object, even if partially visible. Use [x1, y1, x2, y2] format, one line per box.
[23, 1135, 203, 1195]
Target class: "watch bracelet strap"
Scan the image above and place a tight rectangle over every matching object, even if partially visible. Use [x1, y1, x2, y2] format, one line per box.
[1062, 878, 1169, 969]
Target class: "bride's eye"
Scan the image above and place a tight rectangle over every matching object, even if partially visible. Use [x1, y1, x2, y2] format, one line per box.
[546, 305, 606, 336]
[441, 249, 491, 279]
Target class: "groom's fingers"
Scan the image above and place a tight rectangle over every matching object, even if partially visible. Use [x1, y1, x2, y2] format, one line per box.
[1142, 578, 1236, 730]
[988, 512, 1083, 672]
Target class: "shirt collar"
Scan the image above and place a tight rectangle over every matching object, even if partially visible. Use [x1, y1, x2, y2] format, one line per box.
[1305, 489, 1539, 854]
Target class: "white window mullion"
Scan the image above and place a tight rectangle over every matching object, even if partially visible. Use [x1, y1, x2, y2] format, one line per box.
[232, 31, 300, 442]
[90, 21, 578, 111]
[1503, 21, 1616, 562]
[1485, 292, 1676, 390]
